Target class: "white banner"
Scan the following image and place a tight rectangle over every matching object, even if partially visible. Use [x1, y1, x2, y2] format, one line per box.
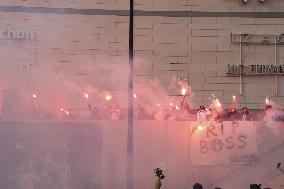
[190, 121, 257, 165]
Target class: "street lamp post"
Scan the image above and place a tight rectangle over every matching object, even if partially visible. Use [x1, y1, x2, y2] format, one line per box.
[127, 0, 134, 189]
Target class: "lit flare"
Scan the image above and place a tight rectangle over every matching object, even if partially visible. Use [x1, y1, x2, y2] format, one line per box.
[197, 125, 205, 131]
[216, 99, 222, 108]
[232, 95, 236, 102]
[175, 105, 179, 110]
[265, 97, 269, 105]
[181, 88, 187, 96]
[105, 95, 112, 101]
[84, 92, 89, 99]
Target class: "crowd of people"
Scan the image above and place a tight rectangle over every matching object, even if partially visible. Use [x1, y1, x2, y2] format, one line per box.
[0, 93, 281, 121]
[84, 101, 284, 122]
[195, 105, 253, 122]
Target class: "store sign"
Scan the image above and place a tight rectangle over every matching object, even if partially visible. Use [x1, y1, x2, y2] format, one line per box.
[0, 29, 36, 40]
[227, 65, 284, 75]
[231, 33, 284, 44]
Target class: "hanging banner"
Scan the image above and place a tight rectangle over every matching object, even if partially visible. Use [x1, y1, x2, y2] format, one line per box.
[190, 121, 257, 165]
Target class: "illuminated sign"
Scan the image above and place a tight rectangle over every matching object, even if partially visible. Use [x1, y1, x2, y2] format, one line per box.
[227, 65, 284, 75]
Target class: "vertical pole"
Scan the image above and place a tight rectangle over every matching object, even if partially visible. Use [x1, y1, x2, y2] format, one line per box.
[32, 39, 35, 61]
[127, 0, 134, 189]
[275, 35, 278, 96]
[239, 34, 243, 96]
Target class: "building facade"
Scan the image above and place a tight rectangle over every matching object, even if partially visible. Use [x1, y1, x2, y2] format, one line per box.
[0, 0, 283, 110]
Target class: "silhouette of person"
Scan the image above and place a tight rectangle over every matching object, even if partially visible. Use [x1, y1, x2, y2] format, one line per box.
[193, 182, 203, 189]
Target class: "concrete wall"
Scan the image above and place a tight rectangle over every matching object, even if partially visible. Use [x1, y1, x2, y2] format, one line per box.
[99, 120, 284, 189]
[0, 121, 103, 188]
[1, 120, 284, 189]
[0, 1, 283, 110]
